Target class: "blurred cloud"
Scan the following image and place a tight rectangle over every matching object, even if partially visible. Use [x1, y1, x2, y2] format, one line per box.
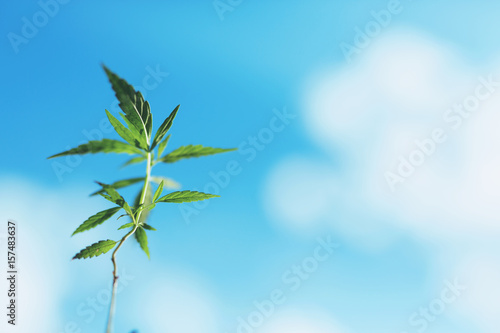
[256, 308, 348, 333]
[263, 27, 500, 331]
[454, 252, 500, 333]
[0, 177, 79, 332]
[138, 269, 219, 333]
[263, 156, 339, 235]
[266, 28, 500, 241]
[305, 30, 466, 149]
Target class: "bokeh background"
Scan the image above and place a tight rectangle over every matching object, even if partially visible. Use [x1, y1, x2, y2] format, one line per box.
[2, 0, 500, 332]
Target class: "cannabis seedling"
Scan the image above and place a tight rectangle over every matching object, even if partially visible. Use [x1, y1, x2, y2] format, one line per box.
[48, 65, 236, 333]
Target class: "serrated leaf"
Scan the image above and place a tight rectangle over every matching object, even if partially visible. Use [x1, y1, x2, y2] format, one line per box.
[150, 176, 181, 189]
[103, 65, 151, 139]
[152, 181, 164, 203]
[134, 227, 150, 259]
[151, 105, 180, 150]
[156, 190, 219, 203]
[160, 145, 237, 163]
[96, 182, 125, 205]
[73, 240, 117, 260]
[117, 222, 134, 230]
[96, 182, 132, 215]
[72, 207, 121, 236]
[157, 134, 171, 158]
[122, 156, 146, 168]
[90, 177, 144, 196]
[142, 223, 156, 231]
[120, 113, 148, 150]
[48, 139, 142, 159]
[105, 110, 142, 150]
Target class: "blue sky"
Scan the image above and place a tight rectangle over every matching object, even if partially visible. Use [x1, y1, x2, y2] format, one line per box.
[2, 1, 500, 333]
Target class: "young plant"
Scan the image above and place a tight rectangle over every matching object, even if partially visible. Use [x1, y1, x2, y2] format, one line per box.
[48, 65, 236, 333]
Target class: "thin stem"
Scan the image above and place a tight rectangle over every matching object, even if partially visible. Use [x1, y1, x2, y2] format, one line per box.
[106, 224, 137, 333]
[105, 150, 152, 333]
[136, 152, 153, 224]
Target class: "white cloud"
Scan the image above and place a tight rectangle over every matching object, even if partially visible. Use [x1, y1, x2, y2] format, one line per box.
[363, 30, 465, 113]
[266, 29, 500, 241]
[137, 269, 219, 333]
[453, 253, 500, 333]
[304, 30, 467, 153]
[263, 156, 339, 235]
[0, 176, 99, 333]
[264, 28, 500, 331]
[262, 156, 400, 251]
[264, 27, 500, 333]
[256, 308, 348, 333]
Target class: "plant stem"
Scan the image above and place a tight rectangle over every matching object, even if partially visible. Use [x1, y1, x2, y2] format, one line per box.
[105, 151, 152, 333]
[106, 225, 137, 333]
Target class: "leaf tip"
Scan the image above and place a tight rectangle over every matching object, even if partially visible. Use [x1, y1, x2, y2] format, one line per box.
[102, 63, 111, 73]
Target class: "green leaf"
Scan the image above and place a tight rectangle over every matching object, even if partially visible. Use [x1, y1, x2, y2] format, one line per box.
[73, 240, 117, 260]
[72, 207, 121, 236]
[157, 134, 171, 158]
[48, 139, 142, 159]
[120, 113, 148, 150]
[122, 156, 146, 168]
[137, 91, 150, 126]
[90, 177, 144, 196]
[156, 190, 219, 203]
[102, 65, 151, 138]
[151, 105, 180, 150]
[134, 227, 150, 259]
[117, 222, 134, 230]
[145, 103, 153, 140]
[150, 176, 181, 189]
[134, 202, 156, 217]
[96, 182, 132, 215]
[142, 223, 156, 231]
[160, 145, 237, 163]
[152, 181, 164, 203]
[96, 182, 125, 204]
[105, 110, 144, 150]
